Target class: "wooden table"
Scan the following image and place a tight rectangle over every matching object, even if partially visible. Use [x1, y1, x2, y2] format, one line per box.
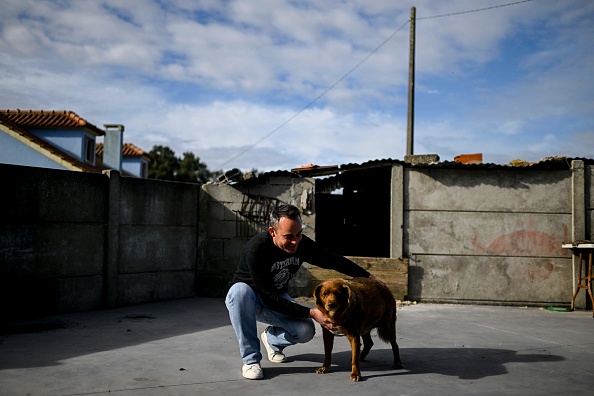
[562, 242, 594, 317]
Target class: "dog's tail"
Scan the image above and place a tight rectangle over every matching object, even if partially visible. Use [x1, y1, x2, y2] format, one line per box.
[377, 306, 397, 343]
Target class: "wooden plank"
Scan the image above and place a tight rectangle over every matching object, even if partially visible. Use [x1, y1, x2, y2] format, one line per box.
[290, 256, 409, 301]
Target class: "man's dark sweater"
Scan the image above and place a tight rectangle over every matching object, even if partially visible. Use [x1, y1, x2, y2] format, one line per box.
[229, 231, 370, 318]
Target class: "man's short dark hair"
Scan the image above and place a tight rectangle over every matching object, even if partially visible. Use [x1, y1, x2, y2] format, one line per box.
[270, 204, 301, 228]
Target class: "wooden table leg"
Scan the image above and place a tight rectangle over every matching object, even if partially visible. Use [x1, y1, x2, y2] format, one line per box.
[587, 254, 594, 318]
[570, 252, 583, 311]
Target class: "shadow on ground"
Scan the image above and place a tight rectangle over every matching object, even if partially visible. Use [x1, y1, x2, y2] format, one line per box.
[265, 347, 564, 381]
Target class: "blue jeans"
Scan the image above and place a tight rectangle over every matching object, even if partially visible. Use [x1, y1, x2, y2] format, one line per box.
[225, 282, 316, 365]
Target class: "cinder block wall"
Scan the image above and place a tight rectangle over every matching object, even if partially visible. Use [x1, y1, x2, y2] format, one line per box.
[197, 174, 316, 296]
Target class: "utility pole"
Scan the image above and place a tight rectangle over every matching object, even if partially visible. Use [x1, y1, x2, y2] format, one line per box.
[406, 6, 416, 157]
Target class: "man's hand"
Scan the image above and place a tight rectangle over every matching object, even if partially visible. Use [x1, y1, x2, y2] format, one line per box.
[309, 308, 334, 330]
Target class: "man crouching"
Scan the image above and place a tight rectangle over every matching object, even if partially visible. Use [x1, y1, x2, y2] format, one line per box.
[225, 204, 381, 379]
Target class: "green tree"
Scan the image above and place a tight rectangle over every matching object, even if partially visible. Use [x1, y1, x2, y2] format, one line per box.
[148, 145, 179, 181]
[148, 146, 220, 183]
[176, 151, 216, 183]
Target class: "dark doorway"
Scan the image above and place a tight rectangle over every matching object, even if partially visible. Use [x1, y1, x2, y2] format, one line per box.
[315, 166, 391, 257]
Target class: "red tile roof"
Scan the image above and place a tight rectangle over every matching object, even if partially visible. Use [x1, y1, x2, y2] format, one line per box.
[0, 109, 104, 136]
[0, 112, 102, 173]
[96, 142, 152, 159]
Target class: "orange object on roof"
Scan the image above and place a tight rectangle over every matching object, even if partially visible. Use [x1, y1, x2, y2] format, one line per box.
[454, 153, 483, 164]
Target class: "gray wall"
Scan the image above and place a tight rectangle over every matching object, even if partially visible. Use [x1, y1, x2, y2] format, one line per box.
[402, 166, 575, 305]
[197, 174, 316, 297]
[110, 173, 199, 306]
[1, 159, 592, 318]
[0, 164, 200, 318]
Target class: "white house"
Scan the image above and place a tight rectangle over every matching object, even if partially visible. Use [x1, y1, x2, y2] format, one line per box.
[0, 109, 150, 178]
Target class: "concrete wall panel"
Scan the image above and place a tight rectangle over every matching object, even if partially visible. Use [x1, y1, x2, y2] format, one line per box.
[202, 184, 244, 203]
[118, 271, 196, 306]
[408, 169, 570, 213]
[1, 164, 106, 223]
[408, 255, 572, 304]
[2, 160, 590, 315]
[1, 224, 104, 277]
[119, 226, 197, 273]
[120, 178, 199, 225]
[54, 276, 103, 312]
[407, 211, 571, 257]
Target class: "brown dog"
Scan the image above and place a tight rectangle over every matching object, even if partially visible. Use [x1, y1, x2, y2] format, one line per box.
[313, 277, 403, 381]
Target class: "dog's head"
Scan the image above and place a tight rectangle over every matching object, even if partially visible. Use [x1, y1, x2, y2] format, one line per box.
[313, 278, 353, 319]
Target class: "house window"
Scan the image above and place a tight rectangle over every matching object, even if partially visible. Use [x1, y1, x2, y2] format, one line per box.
[84, 137, 95, 164]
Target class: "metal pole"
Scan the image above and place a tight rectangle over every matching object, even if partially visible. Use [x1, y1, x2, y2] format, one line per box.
[406, 6, 416, 157]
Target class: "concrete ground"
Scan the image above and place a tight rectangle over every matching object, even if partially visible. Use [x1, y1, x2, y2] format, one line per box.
[1, 298, 593, 396]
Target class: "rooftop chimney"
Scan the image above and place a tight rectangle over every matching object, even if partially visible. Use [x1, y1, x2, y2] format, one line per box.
[103, 124, 124, 171]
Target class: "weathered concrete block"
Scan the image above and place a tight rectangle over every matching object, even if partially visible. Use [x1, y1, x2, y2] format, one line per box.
[407, 211, 570, 258]
[202, 184, 244, 203]
[120, 177, 199, 225]
[408, 255, 572, 304]
[118, 271, 196, 305]
[119, 225, 197, 273]
[239, 184, 293, 202]
[404, 154, 440, 165]
[196, 272, 230, 297]
[204, 238, 224, 259]
[408, 168, 570, 212]
[0, 224, 104, 277]
[225, 236, 250, 258]
[206, 219, 236, 239]
[54, 276, 103, 312]
[1, 164, 106, 223]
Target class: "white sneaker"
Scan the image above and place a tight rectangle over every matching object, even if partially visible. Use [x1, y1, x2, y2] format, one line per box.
[260, 330, 287, 363]
[242, 363, 264, 380]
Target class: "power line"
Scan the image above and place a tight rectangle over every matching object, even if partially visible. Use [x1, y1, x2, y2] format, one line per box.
[215, 0, 537, 169]
[418, 0, 535, 20]
[216, 20, 410, 170]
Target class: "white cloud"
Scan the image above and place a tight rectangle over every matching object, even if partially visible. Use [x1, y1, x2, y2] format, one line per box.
[0, 0, 592, 171]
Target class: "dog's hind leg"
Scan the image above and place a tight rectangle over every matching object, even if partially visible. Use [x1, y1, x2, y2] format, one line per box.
[360, 333, 374, 361]
[316, 327, 335, 374]
[390, 338, 403, 369]
[378, 309, 403, 369]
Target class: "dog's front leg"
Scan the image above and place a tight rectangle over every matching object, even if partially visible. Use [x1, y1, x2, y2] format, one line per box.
[347, 335, 362, 381]
[316, 327, 334, 374]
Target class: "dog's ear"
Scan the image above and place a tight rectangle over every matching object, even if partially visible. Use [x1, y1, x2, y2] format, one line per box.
[313, 283, 323, 305]
[344, 282, 356, 306]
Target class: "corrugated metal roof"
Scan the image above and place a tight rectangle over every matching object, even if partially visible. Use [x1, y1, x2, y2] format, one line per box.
[334, 156, 594, 172]
[248, 156, 594, 181]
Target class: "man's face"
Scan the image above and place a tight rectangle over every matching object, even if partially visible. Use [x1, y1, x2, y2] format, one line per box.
[268, 216, 303, 254]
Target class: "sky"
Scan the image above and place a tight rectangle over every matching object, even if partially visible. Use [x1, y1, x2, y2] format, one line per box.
[1, 0, 593, 173]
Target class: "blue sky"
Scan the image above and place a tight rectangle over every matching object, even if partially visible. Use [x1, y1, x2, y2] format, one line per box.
[1, 0, 593, 172]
